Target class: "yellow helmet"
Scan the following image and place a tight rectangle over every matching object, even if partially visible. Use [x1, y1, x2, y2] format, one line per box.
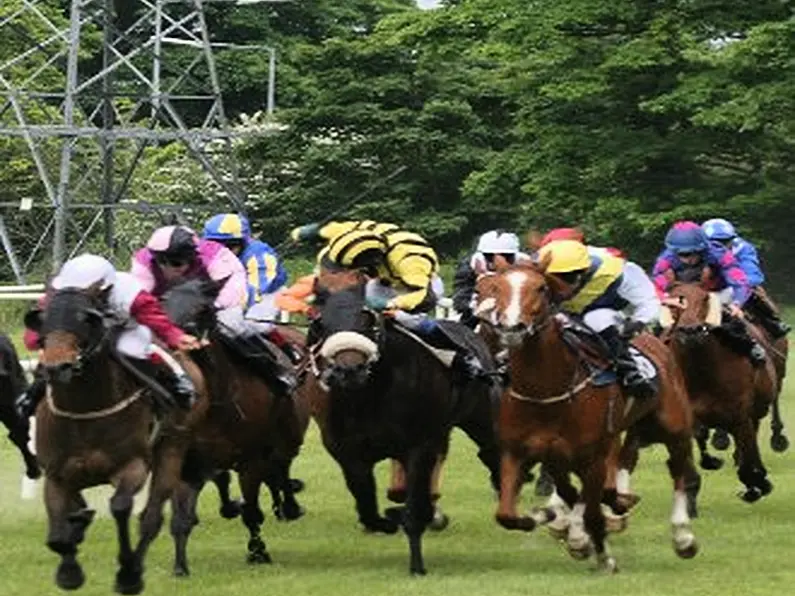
[538, 240, 591, 273]
[327, 229, 386, 268]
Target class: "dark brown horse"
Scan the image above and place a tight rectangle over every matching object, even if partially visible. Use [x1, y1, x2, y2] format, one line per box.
[475, 261, 698, 573]
[305, 283, 501, 575]
[156, 277, 307, 574]
[660, 282, 778, 503]
[28, 285, 202, 594]
[0, 331, 40, 480]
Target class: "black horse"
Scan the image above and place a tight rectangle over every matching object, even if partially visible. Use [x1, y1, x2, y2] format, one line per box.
[0, 332, 40, 480]
[306, 283, 501, 575]
[159, 277, 307, 572]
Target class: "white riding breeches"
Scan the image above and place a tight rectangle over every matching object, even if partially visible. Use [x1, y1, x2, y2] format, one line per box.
[365, 275, 445, 331]
[245, 294, 280, 334]
[583, 308, 624, 333]
[216, 305, 249, 335]
[114, 323, 185, 376]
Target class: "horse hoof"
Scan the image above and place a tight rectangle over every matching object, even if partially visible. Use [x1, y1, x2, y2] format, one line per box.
[567, 543, 592, 561]
[740, 487, 763, 503]
[173, 565, 190, 577]
[386, 488, 407, 504]
[363, 515, 400, 534]
[280, 503, 305, 522]
[56, 560, 85, 591]
[699, 454, 724, 471]
[220, 499, 242, 520]
[596, 555, 619, 573]
[758, 478, 774, 496]
[410, 565, 427, 576]
[603, 508, 629, 534]
[711, 430, 730, 451]
[114, 571, 144, 595]
[428, 511, 449, 532]
[616, 492, 641, 511]
[495, 513, 537, 532]
[247, 550, 273, 565]
[675, 540, 699, 559]
[26, 466, 42, 480]
[289, 478, 306, 493]
[771, 433, 789, 453]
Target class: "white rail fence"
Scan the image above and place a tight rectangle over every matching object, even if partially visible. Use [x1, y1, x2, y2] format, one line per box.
[2, 283, 459, 501]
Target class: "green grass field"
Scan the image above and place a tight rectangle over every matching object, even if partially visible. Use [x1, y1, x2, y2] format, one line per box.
[1, 318, 794, 596]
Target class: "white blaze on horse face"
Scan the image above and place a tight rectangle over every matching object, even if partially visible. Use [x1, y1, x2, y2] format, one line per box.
[504, 271, 528, 328]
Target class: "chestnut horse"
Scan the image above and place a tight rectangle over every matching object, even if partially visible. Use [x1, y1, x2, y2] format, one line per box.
[475, 261, 698, 573]
[29, 285, 203, 594]
[658, 282, 778, 503]
[0, 331, 40, 480]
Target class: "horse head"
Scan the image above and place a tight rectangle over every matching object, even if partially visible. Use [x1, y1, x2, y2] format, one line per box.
[665, 282, 714, 336]
[314, 283, 382, 391]
[32, 283, 112, 384]
[160, 276, 226, 337]
[473, 254, 556, 348]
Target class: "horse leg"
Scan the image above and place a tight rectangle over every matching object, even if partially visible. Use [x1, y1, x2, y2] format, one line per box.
[134, 442, 185, 570]
[265, 455, 304, 521]
[770, 397, 789, 453]
[544, 467, 579, 540]
[711, 427, 731, 451]
[579, 457, 615, 572]
[694, 422, 724, 470]
[534, 464, 555, 497]
[239, 463, 272, 564]
[111, 458, 149, 595]
[664, 436, 699, 559]
[600, 435, 631, 534]
[340, 459, 399, 534]
[732, 416, 773, 503]
[495, 451, 553, 532]
[428, 455, 450, 531]
[44, 477, 86, 591]
[403, 447, 437, 576]
[456, 397, 501, 493]
[387, 459, 407, 504]
[213, 470, 242, 519]
[5, 418, 41, 479]
[171, 479, 203, 576]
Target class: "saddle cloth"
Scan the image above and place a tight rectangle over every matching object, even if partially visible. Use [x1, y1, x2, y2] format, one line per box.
[556, 314, 658, 387]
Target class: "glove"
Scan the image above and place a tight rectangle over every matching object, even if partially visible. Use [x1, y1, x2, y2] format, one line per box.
[622, 320, 647, 339]
[290, 222, 321, 243]
[365, 295, 390, 311]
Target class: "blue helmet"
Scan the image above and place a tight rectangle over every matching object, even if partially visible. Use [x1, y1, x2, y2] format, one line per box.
[664, 220, 708, 254]
[202, 213, 251, 242]
[702, 218, 737, 241]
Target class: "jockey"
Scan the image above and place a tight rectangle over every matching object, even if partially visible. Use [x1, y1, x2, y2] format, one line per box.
[202, 213, 300, 363]
[702, 218, 790, 338]
[453, 230, 532, 329]
[15, 254, 201, 418]
[132, 225, 296, 396]
[539, 227, 626, 259]
[538, 240, 660, 398]
[652, 220, 766, 365]
[291, 219, 485, 380]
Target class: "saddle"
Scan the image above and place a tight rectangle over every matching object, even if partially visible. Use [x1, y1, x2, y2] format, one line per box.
[556, 314, 657, 387]
[216, 331, 295, 396]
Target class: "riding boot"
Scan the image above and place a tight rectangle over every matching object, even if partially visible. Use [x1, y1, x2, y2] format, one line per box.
[15, 373, 46, 419]
[267, 328, 304, 365]
[240, 334, 297, 398]
[127, 356, 196, 410]
[420, 322, 485, 382]
[720, 317, 766, 367]
[597, 326, 656, 398]
[745, 295, 790, 339]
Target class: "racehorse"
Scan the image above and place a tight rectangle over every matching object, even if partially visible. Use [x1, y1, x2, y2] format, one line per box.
[304, 283, 502, 575]
[28, 284, 202, 594]
[660, 282, 778, 503]
[0, 331, 40, 480]
[475, 260, 698, 573]
[158, 277, 307, 574]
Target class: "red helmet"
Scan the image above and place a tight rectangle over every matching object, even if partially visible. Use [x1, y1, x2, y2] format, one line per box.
[540, 228, 585, 246]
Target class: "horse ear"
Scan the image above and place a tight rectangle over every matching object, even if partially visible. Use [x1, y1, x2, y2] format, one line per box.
[535, 249, 553, 274]
[526, 229, 545, 252]
[24, 308, 43, 332]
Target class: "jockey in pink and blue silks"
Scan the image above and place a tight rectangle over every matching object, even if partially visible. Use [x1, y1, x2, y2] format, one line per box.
[131, 225, 249, 333]
[651, 220, 767, 366]
[132, 225, 296, 396]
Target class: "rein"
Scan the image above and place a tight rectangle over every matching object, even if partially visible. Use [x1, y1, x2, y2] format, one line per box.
[46, 384, 146, 420]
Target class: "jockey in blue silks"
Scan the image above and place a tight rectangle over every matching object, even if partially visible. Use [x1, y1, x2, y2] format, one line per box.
[702, 218, 789, 339]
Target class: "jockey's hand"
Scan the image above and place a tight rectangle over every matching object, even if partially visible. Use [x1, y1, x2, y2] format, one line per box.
[622, 320, 647, 339]
[728, 303, 745, 319]
[290, 222, 320, 243]
[365, 295, 390, 311]
[176, 334, 204, 351]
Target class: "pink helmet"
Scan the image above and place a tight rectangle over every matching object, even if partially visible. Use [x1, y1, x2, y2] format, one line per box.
[146, 225, 198, 262]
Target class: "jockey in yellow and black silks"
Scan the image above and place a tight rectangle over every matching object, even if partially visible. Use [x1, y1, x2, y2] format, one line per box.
[290, 219, 484, 380]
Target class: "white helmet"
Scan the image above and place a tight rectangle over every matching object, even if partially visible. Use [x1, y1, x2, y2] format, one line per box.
[476, 230, 520, 254]
[51, 253, 116, 291]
